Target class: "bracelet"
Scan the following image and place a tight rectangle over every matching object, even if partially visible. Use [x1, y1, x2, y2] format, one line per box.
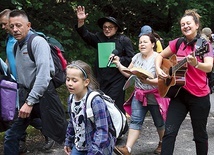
[194, 61, 199, 68]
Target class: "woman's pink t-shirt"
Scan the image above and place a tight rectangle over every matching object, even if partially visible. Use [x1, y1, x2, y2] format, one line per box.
[169, 38, 213, 97]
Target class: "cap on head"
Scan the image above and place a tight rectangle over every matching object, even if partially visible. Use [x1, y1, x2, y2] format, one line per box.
[97, 16, 122, 32]
[202, 27, 212, 37]
[138, 25, 152, 37]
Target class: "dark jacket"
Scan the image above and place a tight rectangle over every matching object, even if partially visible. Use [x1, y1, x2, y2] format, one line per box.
[76, 25, 134, 81]
[39, 81, 68, 144]
[19, 81, 68, 144]
[76, 25, 135, 113]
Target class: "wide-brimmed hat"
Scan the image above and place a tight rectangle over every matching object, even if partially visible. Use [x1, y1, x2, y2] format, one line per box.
[97, 16, 122, 32]
[138, 25, 152, 37]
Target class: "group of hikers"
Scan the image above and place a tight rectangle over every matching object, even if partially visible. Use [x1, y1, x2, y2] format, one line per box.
[0, 5, 214, 155]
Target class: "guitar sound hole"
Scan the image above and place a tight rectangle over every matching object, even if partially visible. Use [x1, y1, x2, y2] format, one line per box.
[169, 67, 172, 76]
[166, 78, 172, 86]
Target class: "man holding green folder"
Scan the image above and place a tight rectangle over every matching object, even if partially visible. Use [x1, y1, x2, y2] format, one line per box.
[75, 6, 135, 114]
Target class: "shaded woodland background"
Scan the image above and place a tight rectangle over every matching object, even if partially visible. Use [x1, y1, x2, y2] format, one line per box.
[0, 0, 214, 106]
[1, 0, 214, 62]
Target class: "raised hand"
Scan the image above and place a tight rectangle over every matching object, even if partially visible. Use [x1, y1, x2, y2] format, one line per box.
[76, 6, 88, 20]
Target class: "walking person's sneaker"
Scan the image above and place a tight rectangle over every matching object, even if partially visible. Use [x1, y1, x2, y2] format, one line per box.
[114, 146, 131, 155]
[43, 136, 55, 150]
[154, 141, 162, 154]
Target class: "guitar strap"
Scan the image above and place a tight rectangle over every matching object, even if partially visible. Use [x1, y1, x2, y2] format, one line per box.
[182, 37, 198, 51]
[195, 38, 202, 48]
[176, 36, 209, 59]
[192, 37, 212, 92]
[195, 38, 209, 60]
[175, 34, 201, 52]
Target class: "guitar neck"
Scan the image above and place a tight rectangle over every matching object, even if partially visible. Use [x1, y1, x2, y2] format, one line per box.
[171, 38, 208, 74]
[172, 57, 187, 74]
[158, 38, 207, 98]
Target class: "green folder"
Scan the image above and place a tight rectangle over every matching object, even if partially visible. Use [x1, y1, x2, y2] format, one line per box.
[98, 42, 116, 68]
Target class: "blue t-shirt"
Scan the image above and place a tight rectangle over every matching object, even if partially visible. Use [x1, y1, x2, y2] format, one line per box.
[6, 34, 17, 79]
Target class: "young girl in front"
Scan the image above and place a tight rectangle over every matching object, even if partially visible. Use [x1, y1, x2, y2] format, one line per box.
[64, 60, 116, 155]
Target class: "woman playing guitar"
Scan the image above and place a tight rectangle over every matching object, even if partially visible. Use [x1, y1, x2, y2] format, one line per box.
[155, 9, 213, 155]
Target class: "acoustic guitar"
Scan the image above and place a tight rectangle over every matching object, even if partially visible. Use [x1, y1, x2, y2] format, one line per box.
[158, 38, 208, 98]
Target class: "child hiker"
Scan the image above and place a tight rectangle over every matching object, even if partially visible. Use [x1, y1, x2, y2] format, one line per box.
[64, 60, 116, 155]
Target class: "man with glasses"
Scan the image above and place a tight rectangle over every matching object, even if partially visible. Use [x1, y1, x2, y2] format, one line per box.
[75, 6, 135, 116]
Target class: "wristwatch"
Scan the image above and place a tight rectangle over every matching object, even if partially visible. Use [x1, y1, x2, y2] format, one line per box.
[26, 101, 34, 106]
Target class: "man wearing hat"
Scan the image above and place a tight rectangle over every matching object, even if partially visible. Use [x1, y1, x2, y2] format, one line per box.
[75, 6, 134, 115]
[139, 25, 164, 52]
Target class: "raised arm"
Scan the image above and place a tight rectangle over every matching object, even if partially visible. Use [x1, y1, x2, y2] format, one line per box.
[76, 6, 88, 28]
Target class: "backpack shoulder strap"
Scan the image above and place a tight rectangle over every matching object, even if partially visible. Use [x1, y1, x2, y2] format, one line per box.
[67, 94, 73, 116]
[85, 91, 100, 122]
[0, 61, 5, 75]
[0, 59, 10, 77]
[13, 34, 37, 62]
[27, 34, 38, 62]
[13, 41, 18, 57]
[175, 37, 184, 53]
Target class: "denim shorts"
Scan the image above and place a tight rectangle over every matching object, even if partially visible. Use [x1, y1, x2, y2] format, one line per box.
[129, 95, 165, 131]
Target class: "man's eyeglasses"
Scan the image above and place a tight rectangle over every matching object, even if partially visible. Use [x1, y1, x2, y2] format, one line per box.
[103, 26, 115, 30]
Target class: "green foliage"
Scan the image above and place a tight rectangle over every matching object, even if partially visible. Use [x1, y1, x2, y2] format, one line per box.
[0, 0, 214, 60]
[0, 132, 4, 141]
[0, 0, 213, 66]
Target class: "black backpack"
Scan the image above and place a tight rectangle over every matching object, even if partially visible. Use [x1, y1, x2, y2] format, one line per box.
[14, 31, 67, 88]
[175, 37, 214, 93]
